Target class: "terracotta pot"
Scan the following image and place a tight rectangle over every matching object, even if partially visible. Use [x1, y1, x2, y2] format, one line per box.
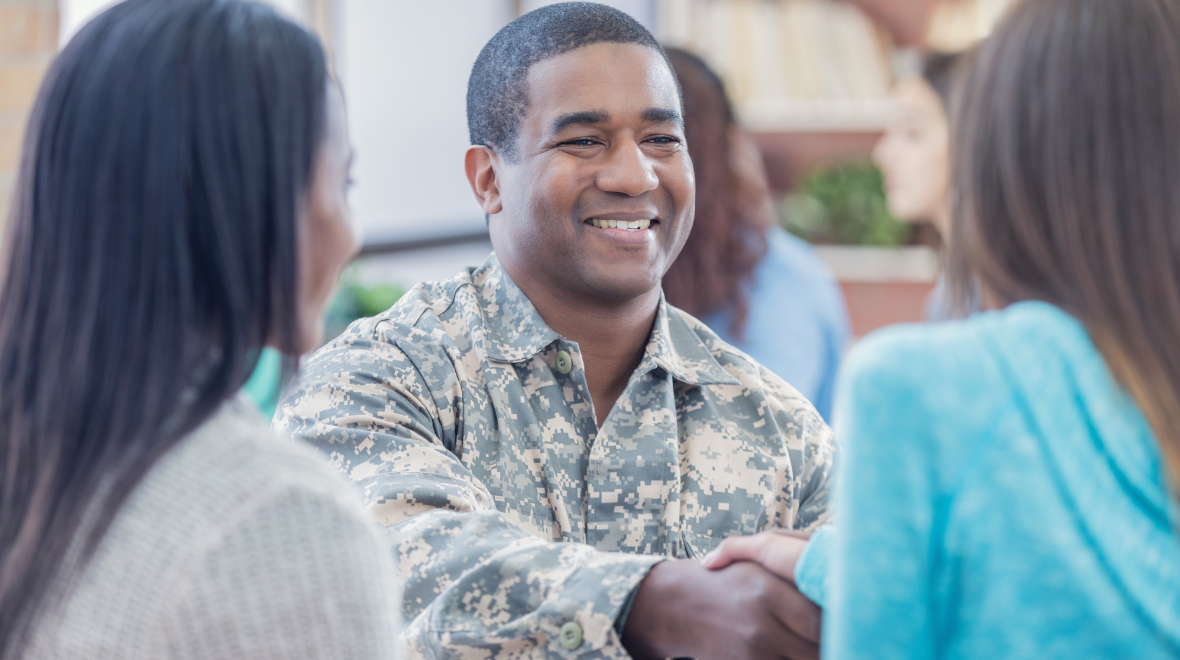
[814, 246, 939, 337]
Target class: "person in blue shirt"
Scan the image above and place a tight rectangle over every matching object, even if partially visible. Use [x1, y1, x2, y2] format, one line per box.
[662, 48, 850, 421]
[704, 0, 1180, 657]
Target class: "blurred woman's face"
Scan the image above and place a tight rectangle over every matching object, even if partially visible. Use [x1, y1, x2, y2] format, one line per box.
[297, 85, 360, 353]
[873, 77, 950, 233]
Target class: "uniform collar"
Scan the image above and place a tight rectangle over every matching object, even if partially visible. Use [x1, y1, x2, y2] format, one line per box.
[644, 293, 741, 386]
[474, 254, 739, 387]
[473, 254, 561, 363]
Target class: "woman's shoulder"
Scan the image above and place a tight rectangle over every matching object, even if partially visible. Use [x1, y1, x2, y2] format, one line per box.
[172, 397, 341, 481]
[839, 306, 1064, 429]
[850, 301, 1079, 372]
[844, 314, 994, 386]
[100, 396, 375, 571]
[840, 301, 1093, 448]
[832, 307, 1070, 525]
[28, 397, 391, 657]
[154, 397, 367, 523]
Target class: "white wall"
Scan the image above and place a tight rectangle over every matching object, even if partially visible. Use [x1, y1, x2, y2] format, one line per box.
[59, 0, 658, 247]
[337, 0, 514, 244]
[60, 0, 309, 45]
[339, 0, 657, 245]
[521, 0, 655, 30]
[59, 0, 119, 44]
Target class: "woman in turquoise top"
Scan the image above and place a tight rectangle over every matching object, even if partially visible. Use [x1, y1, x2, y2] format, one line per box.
[821, 0, 1180, 656]
[821, 300, 1179, 658]
[707, 0, 1180, 657]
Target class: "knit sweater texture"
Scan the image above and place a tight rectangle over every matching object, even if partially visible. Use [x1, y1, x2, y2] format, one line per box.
[799, 302, 1180, 659]
[23, 397, 401, 659]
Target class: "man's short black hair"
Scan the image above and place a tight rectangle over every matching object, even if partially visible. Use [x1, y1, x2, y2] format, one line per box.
[467, 2, 674, 162]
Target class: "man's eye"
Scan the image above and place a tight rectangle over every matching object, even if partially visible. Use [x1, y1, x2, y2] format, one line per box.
[563, 138, 599, 147]
[647, 136, 680, 145]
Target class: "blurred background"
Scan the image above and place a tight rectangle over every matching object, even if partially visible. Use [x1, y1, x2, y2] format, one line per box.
[1, 0, 1013, 343]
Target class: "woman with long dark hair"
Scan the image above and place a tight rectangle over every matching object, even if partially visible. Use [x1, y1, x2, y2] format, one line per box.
[662, 48, 850, 421]
[814, 0, 1180, 656]
[0, 1, 398, 657]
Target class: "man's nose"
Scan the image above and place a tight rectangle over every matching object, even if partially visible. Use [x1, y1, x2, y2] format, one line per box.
[596, 141, 659, 197]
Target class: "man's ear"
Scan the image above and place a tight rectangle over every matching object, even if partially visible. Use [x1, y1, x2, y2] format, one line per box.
[465, 145, 503, 216]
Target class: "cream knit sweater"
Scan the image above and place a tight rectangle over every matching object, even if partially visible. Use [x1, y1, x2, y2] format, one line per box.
[24, 397, 401, 659]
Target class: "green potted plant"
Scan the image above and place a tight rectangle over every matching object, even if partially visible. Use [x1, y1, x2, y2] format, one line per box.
[780, 161, 939, 336]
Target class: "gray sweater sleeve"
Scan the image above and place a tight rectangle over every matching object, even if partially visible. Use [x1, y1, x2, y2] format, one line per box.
[162, 487, 401, 659]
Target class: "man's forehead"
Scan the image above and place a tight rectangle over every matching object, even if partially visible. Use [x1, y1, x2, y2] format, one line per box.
[546, 108, 683, 137]
[523, 42, 681, 128]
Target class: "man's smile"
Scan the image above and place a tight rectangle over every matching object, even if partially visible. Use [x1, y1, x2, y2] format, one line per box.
[586, 218, 656, 231]
[583, 210, 661, 236]
[581, 214, 661, 246]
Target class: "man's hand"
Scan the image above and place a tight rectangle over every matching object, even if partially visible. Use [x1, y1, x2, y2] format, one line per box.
[702, 529, 812, 583]
[621, 558, 821, 660]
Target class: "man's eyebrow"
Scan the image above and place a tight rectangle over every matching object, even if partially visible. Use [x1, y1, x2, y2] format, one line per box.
[642, 107, 682, 127]
[549, 111, 610, 134]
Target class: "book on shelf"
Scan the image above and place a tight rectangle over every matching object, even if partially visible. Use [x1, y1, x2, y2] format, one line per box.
[657, 0, 1017, 131]
[658, 0, 895, 132]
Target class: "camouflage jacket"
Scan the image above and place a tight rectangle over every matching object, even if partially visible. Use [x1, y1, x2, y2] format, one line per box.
[275, 254, 837, 659]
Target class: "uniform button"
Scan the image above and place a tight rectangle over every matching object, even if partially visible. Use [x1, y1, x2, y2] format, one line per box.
[555, 350, 573, 374]
[559, 620, 583, 650]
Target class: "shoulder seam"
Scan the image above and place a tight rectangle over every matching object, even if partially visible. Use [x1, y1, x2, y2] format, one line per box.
[366, 277, 475, 342]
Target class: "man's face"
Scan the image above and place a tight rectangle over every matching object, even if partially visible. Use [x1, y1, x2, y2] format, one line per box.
[489, 43, 695, 304]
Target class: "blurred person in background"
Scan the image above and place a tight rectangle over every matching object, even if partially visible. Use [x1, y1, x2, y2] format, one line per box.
[0, 1, 400, 658]
[873, 50, 976, 320]
[716, 0, 1180, 657]
[662, 48, 851, 421]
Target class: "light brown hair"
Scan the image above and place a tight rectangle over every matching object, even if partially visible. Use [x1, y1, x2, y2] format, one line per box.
[951, 0, 1180, 485]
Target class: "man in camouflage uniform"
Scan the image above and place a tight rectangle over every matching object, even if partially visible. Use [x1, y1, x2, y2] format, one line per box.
[276, 4, 836, 659]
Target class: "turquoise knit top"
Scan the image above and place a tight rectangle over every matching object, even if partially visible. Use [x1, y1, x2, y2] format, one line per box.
[796, 302, 1180, 659]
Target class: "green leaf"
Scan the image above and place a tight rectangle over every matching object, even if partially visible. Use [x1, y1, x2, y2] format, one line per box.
[779, 160, 910, 246]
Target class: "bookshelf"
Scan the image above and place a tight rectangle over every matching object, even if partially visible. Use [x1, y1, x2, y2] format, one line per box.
[656, 0, 1015, 191]
[658, 0, 895, 133]
[742, 97, 897, 132]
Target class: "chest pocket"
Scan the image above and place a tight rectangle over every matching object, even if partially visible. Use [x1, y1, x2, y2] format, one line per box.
[462, 360, 593, 544]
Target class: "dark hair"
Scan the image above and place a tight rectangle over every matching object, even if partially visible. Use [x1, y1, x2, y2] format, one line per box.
[661, 48, 768, 338]
[950, 0, 1180, 486]
[0, 0, 327, 652]
[467, 1, 671, 162]
[921, 50, 970, 109]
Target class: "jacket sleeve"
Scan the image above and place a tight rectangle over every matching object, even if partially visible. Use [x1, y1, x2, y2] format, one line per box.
[793, 414, 838, 533]
[757, 362, 839, 533]
[274, 330, 662, 660]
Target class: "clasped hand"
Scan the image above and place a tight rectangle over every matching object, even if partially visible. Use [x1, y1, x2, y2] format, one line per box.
[622, 530, 819, 660]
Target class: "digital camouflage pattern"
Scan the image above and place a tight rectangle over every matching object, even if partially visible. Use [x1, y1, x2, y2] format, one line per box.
[275, 254, 838, 659]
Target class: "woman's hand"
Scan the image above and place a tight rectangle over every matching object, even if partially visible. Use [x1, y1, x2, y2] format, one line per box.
[702, 529, 812, 583]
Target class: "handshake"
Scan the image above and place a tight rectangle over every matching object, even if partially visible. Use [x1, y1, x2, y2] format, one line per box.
[622, 531, 821, 660]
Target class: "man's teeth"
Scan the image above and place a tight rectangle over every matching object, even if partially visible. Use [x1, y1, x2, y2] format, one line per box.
[589, 219, 652, 231]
